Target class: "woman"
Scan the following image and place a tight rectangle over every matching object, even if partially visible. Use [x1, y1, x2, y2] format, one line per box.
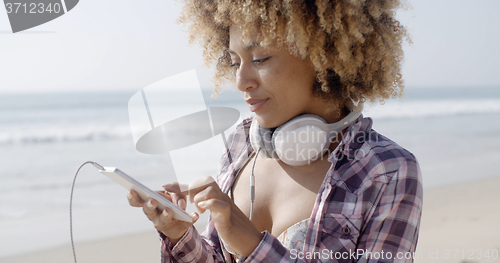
[129, 0, 422, 262]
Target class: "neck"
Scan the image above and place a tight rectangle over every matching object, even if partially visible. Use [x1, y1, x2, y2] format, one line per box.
[276, 99, 352, 170]
[305, 97, 347, 124]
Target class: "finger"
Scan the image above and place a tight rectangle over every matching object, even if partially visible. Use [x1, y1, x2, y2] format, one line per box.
[192, 185, 216, 206]
[159, 208, 200, 226]
[162, 182, 189, 195]
[155, 190, 188, 211]
[191, 212, 200, 223]
[128, 190, 145, 207]
[188, 176, 216, 203]
[170, 192, 187, 210]
[178, 198, 187, 210]
[197, 199, 231, 219]
[156, 190, 173, 202]
[188, 175, 216, 192]
[158, 207, 174, 225]
[193, 186, 223, 214]
[195, 202, 207, 214]
[142, 199, 159, 221]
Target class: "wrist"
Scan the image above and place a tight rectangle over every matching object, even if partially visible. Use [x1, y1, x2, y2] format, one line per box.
[163, 228, 189, 246]
[240, 231, 265, 257]
[170, 237, 181, 246]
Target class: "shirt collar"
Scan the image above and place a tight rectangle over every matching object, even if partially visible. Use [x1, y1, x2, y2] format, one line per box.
[328, 115, 373, 162]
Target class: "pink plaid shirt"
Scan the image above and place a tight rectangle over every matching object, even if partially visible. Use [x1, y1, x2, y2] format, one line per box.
[159, 115, 422, 262]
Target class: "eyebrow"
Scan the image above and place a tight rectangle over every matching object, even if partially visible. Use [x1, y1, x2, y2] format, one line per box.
[228, 41, 260, 54]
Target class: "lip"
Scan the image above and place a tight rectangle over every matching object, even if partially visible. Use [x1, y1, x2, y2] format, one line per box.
[245, 98, 269, 112]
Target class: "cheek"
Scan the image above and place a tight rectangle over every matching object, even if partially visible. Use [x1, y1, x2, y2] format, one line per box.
[259, 65, 281, 83]
[287, 66, 316, 97]
[258, 67, 287, 101]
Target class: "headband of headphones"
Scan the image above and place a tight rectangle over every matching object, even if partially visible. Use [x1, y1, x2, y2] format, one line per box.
[249, 102, 363, 166]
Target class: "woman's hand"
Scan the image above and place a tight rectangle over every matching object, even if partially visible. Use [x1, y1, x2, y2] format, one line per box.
[127, 188, 199, 245]
[164, 176, 264, 257]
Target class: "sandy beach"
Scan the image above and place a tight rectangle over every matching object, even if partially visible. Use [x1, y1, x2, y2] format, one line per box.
[415, 176, 500, 263]
[3, 176, 499, 263]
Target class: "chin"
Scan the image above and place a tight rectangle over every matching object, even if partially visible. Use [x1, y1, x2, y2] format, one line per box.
[254, 114, 286, 129]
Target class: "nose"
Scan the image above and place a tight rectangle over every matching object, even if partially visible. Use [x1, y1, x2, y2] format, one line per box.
[235, 62, 258, 92]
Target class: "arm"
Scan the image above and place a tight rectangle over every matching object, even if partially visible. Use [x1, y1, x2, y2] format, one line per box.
[155, 119, 256, 263]
[128, 189, 229, 263]
[164, 175, 314, 263]
[158, 220, 229, 263]
[156, 116, 315, 263]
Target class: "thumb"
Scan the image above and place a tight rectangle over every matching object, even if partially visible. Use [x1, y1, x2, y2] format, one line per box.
[192, 212, 200, 223]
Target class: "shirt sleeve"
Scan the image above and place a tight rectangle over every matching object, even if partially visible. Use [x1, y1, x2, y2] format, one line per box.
[158, 118, 253, 263]
[355, 155, 423, 263]
[159, 220, 229, 263]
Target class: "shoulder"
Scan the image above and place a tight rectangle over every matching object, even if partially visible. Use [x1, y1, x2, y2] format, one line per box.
[216, 116, 254, 192]
[223, 116, 253, 161]
[333, 116, 421, 193]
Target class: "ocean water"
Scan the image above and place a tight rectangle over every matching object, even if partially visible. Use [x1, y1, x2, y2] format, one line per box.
[1, 86, 499, 258]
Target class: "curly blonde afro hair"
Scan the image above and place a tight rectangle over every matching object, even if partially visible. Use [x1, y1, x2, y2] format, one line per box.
[179, 0, 408, 107]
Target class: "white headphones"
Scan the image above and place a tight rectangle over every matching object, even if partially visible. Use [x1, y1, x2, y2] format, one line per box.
[249, 102, 363, 166]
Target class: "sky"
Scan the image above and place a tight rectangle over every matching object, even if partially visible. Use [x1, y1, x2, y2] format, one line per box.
[0, 0, 499, 94]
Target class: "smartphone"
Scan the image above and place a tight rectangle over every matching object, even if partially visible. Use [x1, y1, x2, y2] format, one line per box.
[99, 167, 193, 223]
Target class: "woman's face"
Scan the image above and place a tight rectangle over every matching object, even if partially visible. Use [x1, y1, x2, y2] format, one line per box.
[229, 26, 327, 128]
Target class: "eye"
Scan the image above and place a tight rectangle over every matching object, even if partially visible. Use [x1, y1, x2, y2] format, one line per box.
[252, 57, 270, 64]
[230, 62, 240, 69]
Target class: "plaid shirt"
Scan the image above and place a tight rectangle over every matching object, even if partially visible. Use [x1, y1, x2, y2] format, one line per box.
[160, 115, 422, 263]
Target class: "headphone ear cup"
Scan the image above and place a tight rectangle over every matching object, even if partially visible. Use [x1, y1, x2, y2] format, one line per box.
[249, 118, 278, 159]
[272, 114, 330, 166]
[271, 114, 328, 151]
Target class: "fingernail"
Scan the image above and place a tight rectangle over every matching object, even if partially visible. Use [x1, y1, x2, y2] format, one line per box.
[178, 199, 186, 209]
[192, 213, 199, 220]
[162, 183, 172, 188]
[147, 199, 154, 208]
[198, 201, 206, 208]
[127, 192, 132, 199]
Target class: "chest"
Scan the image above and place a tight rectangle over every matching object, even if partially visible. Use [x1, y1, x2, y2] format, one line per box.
[231, 154, 332, 237]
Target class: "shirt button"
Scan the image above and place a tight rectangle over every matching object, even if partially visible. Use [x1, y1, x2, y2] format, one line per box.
[342, 225, 351, 235]
[177, 252, 185, 258]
